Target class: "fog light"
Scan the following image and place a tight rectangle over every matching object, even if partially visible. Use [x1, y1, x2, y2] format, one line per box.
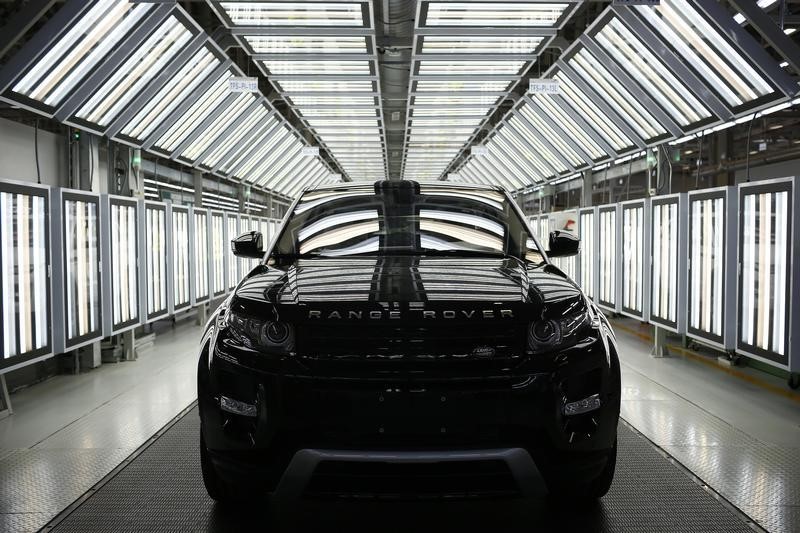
[219, 395, 257, 417]
[563, 394, 601, 416]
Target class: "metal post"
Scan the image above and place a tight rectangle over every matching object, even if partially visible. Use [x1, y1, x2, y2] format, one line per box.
[194, 171, 208, 324]
[651, 326, 669, 358]
[0, 374, 13, 419]
[581, 170, 593, 207]
[122, 331, 136, 361]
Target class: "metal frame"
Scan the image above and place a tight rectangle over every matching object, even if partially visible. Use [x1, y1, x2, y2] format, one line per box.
[209, 209, 228, 299]
[597, 203, 621, 314]
[735, 177, 798, 371]
[0, 179, 53, 371]
[167, 202, 191, 314]
[224, 212, 240, 291]
[51, 188, 104, 353]
[649, 192, 687, 334]
[101, 194, 142, 336]
[619, 198, 650, 322]
[577, 206, 599, 304]
[190, 206, 211, 305]
[686, 186, 737, 351]
[140, 200, 170, 323]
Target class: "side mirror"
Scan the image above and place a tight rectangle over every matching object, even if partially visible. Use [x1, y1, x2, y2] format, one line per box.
[547, 230, 580, 257]
[231, 231, 264, 259]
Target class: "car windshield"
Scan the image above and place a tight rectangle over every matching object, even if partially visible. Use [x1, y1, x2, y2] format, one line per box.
[271, 182, 544, 263]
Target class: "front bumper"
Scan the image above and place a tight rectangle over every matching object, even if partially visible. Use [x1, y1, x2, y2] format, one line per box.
[198, 330, 620, 497]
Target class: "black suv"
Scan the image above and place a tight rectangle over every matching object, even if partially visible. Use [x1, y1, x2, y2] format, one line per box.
[198, 180, 620, 503]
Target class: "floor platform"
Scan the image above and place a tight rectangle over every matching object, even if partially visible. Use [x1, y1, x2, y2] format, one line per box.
[44, 405, 757, 533]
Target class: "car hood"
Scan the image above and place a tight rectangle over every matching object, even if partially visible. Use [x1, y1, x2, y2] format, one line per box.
[231, 256, 586, 324]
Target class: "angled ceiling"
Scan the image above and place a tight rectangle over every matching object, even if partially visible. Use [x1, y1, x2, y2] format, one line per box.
[0, 0, 798, 198]
[208, 0, 390, 183]
[0, 0, 339, 199]
[450, 0, 800, 190]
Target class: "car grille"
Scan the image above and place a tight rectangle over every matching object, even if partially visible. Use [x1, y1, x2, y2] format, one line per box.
[295, 323, 523, 359]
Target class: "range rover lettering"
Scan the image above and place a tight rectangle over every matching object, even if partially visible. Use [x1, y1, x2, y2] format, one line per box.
[198, 180, 621, 503]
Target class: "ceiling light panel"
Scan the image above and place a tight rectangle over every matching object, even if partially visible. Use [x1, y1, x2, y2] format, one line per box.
[419, 35, 544, 54]
[517, 104, 584, 166]
[507, 115, 566, 174]
[74, 15, 193, 127]
[215, 1, 382, 184]
[218, 115, 282, 174]
[422, 2, 570, 27]
[119, 47, 220, 142]
[302, 108, 379, 118]
[555, 71, 634, 151]
[413, 80, 511, 92]
[635, 0, 774, 108]
[200, 104, 271, 169]
[595, 17, 711, 127]
[244, 35, 368, 53]
[416, 60, 526, 75]
[277, 79, 375, 92]
[527, 93, 605, 161]
[411, 107, 488, 117]
[404, 2, 580, 181]
[262, 60, 371, 75]
[180, 93, 255, 162]
[153, 71, 233, 153]
[11, 0, 154, 107]
[218, 2, 366, 26]
[569, 48, 667, 140]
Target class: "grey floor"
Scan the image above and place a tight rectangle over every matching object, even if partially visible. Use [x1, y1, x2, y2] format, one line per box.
[0, 322, 200, 533]
[1, 317, 798, 532]
[48, 407, 754, 533]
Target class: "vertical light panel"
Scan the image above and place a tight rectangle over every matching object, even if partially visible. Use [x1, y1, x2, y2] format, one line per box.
[0, 182, 51, 366]
[538, 215, 551, 249]
[687, 189, 727, 346]
[578, 208, 596, 299]
[737, 180, 793, 367]
[238, 215, 255, 274]
[144, 203, 168, 320]
[109, 198, 139, 331]
[210, 211, 226, 297]
[260, 218, 271, 250]
[598, 205, 617, 311]
[225, 213, 239, 290]
[193, 209, 210, 303]
[621, 200, 645, 318]
[171, 205, 191, 311]
[650, 195, 681, 330]
[62, 192, 101, 349]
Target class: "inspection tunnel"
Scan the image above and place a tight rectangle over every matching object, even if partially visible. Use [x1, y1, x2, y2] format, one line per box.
[1, 1, 799, 532]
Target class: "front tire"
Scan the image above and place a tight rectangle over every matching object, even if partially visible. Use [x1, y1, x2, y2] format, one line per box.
[201, 430, 264, 506]
[549, 439, 617, 504]
[200, 431, 230, 503]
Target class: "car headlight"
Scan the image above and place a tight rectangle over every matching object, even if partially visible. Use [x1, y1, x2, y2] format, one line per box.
[528, 309, 599, 353]
[225, 309, 294, 353]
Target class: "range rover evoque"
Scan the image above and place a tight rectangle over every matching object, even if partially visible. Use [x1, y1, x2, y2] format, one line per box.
[198, 180, 620, 504]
